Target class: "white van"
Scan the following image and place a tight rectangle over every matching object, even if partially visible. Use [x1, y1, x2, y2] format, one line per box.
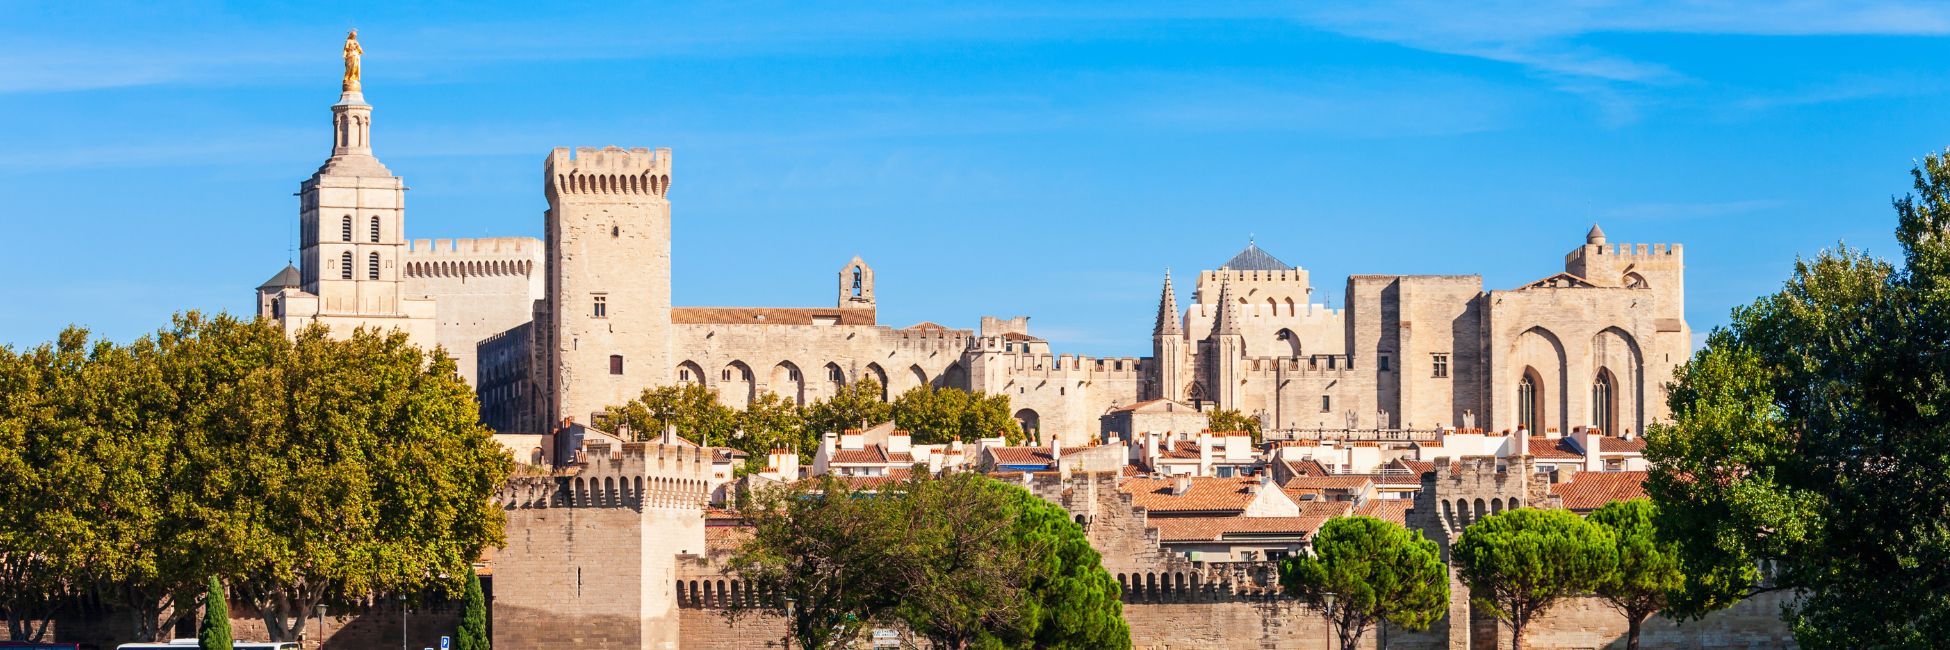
[116, 641, 299, 650]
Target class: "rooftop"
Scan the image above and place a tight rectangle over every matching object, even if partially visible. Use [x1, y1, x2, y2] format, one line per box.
[1218, 241, 1293, 272]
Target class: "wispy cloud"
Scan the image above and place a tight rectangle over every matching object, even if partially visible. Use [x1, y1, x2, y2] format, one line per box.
[1291, 1, 1950, 122]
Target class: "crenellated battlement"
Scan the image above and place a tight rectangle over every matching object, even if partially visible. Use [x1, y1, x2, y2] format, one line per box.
[1582, 241, 1683, 261]
[998, 352, 1147, 378]
[1197, 269, 1307, 285]
[1239, 354, 1353, 375]
[493, 441, 710, 511]
[546, 146, 673, 199]
[404, 237, 543, 279]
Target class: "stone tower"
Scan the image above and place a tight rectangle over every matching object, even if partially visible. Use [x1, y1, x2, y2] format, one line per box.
[1150, 270, 1183, 401]
[1207, 276, 1245, 408]
[838, 255, 875, 310]
[543, 146, 675, 426]
[261, 60, 434, 347]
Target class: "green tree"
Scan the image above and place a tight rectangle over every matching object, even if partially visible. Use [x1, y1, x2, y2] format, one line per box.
[1453, 508, 1616, 650]
[735, 392, 809, 470]
[1278, 516, 1449, 650]
[890, 387, 1023, 445]
[726, 475, 908, 650]
[456, 571, 489, 650]
[803, 378, 892, 438]
[0, 333, 90, 640]
[986, 483, 1129, 650]
[198, 576, 232, 650]
[229, 325, 512, 641]
[891, 472, 1032, 650]
[1645, 150, 1950, 648]
[599, 383, 737, 444]
[1588, 499, 1682, 650]
[1205, 408, 1261, 443]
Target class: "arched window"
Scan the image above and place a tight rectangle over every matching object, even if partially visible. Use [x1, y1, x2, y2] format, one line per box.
[340, 251, 353, 279]
[367, 252, 380, 280]
[1592, 371, 1614, 434]
[1517, 373, 1538, 432]
[369, 216, 381, 243]
[851, 268, 863, 296]
[340, 215, 352, 242]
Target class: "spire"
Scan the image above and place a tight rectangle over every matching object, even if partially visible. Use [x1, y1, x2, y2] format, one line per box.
[1153, 268, 1181, 336]
[1586, 223, 1608, 246]
[1213, 276, 1243, 336]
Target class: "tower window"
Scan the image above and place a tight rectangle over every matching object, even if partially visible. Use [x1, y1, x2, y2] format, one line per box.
[1518, 374, 1538, 432]
[1321, 395, 1332, 412]
[367, 252, 380, 280]
[340, 251, 353, 279]
[1379, 355, 1391, 371]
[610, 355, 624, 375]
[1432, 353, 1450, 378]
[593, 295, 607, 318]
[1592, 371, 1614, 434]
[369, 216, 381, 243]
[341, 216, 352, 242]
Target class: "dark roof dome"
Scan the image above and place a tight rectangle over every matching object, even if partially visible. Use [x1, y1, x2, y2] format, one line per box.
[1219, 241, 1292, 271]
[258, 264, 302, 290]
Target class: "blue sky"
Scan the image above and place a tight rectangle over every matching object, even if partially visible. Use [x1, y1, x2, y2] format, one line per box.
[3, 1, 1947, 356]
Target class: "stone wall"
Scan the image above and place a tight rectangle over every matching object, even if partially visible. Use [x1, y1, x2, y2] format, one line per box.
[43, 599, 462, 650]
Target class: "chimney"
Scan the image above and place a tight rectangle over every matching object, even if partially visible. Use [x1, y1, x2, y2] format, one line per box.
[1173, 475, 1192, 496]
[1049, 435, 1062, 464]
[1198, 432, 1213, 477]
[663, 422, 677, 446]
[889, 432, 912, 455]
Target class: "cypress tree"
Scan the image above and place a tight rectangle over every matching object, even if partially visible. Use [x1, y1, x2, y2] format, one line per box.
[457, 571, 489, 650]
[198, 576, 232, 650]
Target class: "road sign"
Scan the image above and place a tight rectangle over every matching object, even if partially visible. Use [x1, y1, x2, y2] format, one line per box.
[440, 636, 450, 650]
[871, 629, 900, 647]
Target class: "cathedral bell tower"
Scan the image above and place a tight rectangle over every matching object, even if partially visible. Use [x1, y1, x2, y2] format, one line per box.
[1150, 269, 1184, 401]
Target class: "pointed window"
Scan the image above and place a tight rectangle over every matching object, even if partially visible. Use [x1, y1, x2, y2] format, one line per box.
[1517, 374, 1538, 432]
[1592, 371, 1614, 434]
[340, 251, 353, 279]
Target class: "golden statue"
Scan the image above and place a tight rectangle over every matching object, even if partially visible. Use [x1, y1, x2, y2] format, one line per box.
[342, 29, 363, 92]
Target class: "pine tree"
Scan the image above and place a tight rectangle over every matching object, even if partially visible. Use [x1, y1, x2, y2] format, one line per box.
[457, 571, 489, 650]
[198, 576, 232, 650]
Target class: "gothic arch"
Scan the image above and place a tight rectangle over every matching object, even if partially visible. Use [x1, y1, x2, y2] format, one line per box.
[1014, 408, 1041, 442]
[864, 363, 890, 401]
[675, 360, 704, 386]
[940, 362, 970, 390]
[908, 364, 929, 392]
[1275, 328, 1301, 357]
[823, 362, 846, 399]
[1512, 325, 1568, 433]
[1591, 326, 1646, 435]
[720, 361, 755, 409]
[771, 361, 806, 405]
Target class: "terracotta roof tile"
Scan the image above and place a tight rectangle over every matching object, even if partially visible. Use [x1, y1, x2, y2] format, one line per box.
[829, 444, 915, 465]
[1353, 500, 1412, 526]
[1527, 437, 1583, 460]
[1600, 436, 1647, 454]
[673, 307, 875, 326]
[1122, 476, 1262, 513]
[1282, 459, 1331, 478]
[1150, 516, 1318, 542]
[1281, 475, 1375, 491]
[988, 446, 1087, 466]
[904, 321, 951, 331]
[999, 331, 1043, 341]
[1550, 470, 1648, 511]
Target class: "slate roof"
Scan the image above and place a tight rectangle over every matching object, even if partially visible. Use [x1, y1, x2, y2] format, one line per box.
[1220, 242, 1294, 271]
[258, 264, 302, 290]
[1550, 470, 1649, 511]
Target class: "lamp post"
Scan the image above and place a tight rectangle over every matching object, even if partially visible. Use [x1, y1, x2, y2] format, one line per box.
[782, 597, 796, 650]
[399, 593, 408, 650]
[1322, 592, 1337, 650]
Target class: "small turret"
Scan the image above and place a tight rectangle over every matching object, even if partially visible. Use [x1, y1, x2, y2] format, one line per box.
[1213, 276, 1243, 336]
[1586, 223, 1607, 246]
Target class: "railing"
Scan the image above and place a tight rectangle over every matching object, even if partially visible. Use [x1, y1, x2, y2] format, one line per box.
[1264, 428, 1443, 442]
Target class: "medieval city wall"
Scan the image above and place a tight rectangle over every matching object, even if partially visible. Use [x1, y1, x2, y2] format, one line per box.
[669, 320, 971, 411]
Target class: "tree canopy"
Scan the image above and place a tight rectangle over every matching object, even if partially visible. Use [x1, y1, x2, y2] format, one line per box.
[725, 472, 1126, 650]
[1279, 516, 1449, 650]
[890, 386, 1023, 445]
[1453, 508, 1616, 650]
[1588, 499, 1682, 650]
[1205, 408, 1261, 443]
[0, 314, 511, 642]
[1645, 151, 1950, 648]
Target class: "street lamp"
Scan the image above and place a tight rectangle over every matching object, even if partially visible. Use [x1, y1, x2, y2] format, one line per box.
[782, 597, 796, 650]
[1322, 592, 1338, 650]
[399, 593, 409, 650]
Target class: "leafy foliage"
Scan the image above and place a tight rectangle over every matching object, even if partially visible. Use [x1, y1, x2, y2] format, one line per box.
[0, 314, 511, 642]
[1645, 150, 1950, 648]
[890, 386, 1023, 445]
[1278, 516, 1449, 650]
[599, 383, 737, 445]
[802, 378, 891, 440]
[1588, 499, 1682, 650]
[1453, 508, 1615, 650]
[724, 473, 1127, 650]
[1205, 408, 1261, 443]
[457, 571, 489, 650]
[197, 576, 231, 650]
